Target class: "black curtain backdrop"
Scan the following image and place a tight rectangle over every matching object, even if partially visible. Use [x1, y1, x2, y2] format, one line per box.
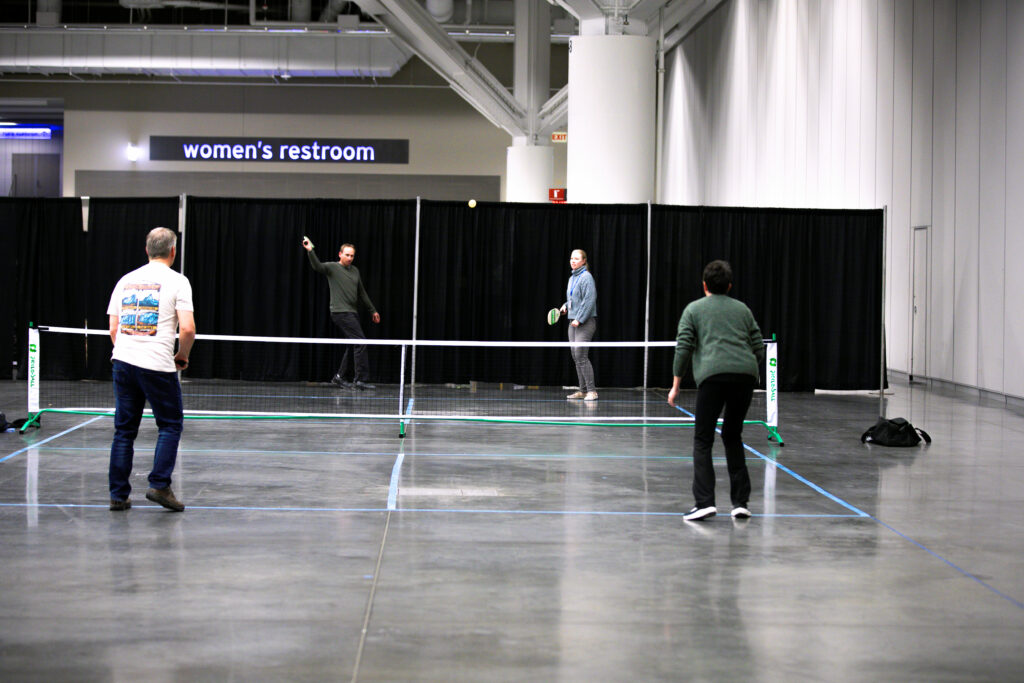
[0, 200, 20, 379]
[1, 197, 87, 381]
[648, 206, 884, 391]
[183, 197, 416, 382]
[85, 197, 181, 379]
[2, 197, 883, 391]
[416, 200, 647, 387]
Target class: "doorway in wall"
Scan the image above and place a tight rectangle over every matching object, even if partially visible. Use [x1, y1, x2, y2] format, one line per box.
[10, 153, 61, 197]
[910, 225, 929, 382]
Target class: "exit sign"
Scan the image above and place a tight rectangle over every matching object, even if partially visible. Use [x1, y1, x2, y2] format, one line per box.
[551, 132, 567, 143]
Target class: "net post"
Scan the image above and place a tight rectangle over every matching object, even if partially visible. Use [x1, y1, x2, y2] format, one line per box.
[411, 197, 421, 390]
[179, 193, 188, 276]
[765, 336, 783, 445]
[643, 201, 652, 391]
[398, 344, 407, 438]
[879, 204, 887, 418]
[27, 325, 39, 418]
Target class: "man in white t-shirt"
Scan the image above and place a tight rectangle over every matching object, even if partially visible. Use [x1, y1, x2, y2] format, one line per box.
[106, 227, 196, 512]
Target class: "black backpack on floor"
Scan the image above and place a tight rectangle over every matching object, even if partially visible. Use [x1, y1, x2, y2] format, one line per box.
[861, 417, 931, 447]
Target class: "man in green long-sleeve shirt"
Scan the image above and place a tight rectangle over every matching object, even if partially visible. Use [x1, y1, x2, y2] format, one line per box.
[668, 260, 764, 522]
[303, 238, 380, 390]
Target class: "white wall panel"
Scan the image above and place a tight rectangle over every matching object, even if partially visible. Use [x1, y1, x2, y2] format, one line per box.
[978, 0, 1007, 393]
[1005, 1, 1024, 396]
[805, 0, 822, 209]
[860, 0, 879, 207]
[929, 0, 956, 381]
[820, 0, 840, 206]
[953, 0, 980, 386]
[661, 0, 1021, 394]
[892, 0, 915, 372]
[911, 1, 934, 229]
[877, 0, 904, 371]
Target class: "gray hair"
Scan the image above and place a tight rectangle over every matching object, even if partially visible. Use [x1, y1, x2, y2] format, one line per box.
[146, 227, 177, 259]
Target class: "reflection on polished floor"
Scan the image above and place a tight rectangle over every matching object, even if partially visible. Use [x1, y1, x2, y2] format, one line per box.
[1, 376, 1022, 681]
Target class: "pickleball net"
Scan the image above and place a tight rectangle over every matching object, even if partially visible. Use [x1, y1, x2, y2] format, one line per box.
[25, 326, 782, 442]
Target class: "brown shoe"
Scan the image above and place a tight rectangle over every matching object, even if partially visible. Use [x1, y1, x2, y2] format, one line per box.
[146, 487, 185, 512]
[109, 498, 132, 511]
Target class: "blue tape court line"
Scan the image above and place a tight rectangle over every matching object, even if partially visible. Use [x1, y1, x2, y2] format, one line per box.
[869, 517, 1024, 609]
[673, 404, 866, 516]
[744, 442, 869, 518]
[0, 502, 862, 518]
[36, 446, 741, 461]
[386, 451, 405, 511]
[673, 405, 696, 418]
[0, 416, 105, 464]
[671, 404, 1024, 609]
[7, 414, 1018, 610]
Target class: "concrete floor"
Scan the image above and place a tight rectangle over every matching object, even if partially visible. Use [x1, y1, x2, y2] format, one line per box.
[1, 377, 1023, 682]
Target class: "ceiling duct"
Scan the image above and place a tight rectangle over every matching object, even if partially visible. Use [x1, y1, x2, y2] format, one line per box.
[0, 28, 414, 78]
[118, 0, 250, 10]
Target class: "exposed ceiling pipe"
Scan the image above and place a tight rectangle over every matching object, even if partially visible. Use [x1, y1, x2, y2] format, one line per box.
[119, 0, 249, 10]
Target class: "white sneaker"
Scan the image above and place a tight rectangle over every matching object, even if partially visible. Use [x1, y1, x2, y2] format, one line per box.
[731, 506, 751, 519]
[566, 391, 585, 399]
[683, 506, 716, 521]
[583, 391, 599, 401]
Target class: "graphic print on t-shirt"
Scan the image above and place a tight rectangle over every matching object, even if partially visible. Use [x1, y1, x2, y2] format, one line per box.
[119, 283, 161, 336]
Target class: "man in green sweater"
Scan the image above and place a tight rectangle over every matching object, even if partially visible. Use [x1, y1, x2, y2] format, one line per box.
[668, 260, 764, 521]
[303, 238, 380, 390]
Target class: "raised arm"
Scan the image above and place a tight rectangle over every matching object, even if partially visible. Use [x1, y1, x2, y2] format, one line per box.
[306, 246, 327, 273]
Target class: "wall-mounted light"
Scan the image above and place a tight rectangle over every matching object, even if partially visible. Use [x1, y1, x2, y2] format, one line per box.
[125, 143, 141, 162]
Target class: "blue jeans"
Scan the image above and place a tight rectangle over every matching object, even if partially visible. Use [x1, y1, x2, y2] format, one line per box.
[109, 359, 184, 501]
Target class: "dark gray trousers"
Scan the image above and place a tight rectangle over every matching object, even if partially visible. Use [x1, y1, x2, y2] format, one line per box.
[568, 318, 596, 393]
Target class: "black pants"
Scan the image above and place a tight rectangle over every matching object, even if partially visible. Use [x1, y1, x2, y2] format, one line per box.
[330, 312, 370, 382]
[691, 374, 755, 508]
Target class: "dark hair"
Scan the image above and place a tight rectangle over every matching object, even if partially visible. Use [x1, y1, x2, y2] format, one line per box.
[702, 260, 732, 294]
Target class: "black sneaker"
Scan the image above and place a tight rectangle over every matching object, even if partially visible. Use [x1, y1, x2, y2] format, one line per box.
[146, 487, 185, 512]
[353, 380, 376, 390]
[683, 505, 717, 521]
[109, 498, 132, 511]
[331, 375, 355, 390]
[731, 506, 751, 519]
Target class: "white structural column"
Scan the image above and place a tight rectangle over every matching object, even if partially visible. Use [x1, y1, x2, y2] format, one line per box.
[567, 35, 656, 203]
[506, 145, 554, 201]
[506, 0, 553, 202]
